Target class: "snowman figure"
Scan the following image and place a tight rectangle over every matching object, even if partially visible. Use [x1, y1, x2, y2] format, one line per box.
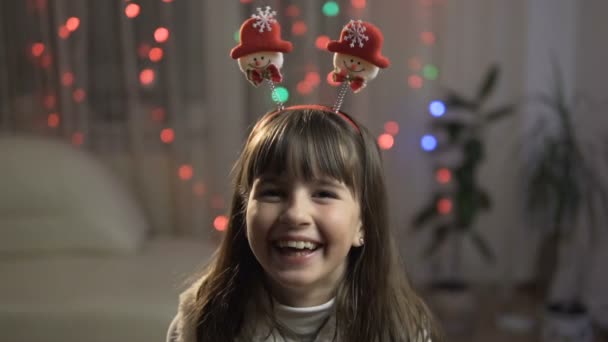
[230, 7, 293, 87]
[327, 20, 390, 93]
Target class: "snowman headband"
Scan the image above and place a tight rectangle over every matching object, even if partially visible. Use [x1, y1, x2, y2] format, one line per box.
[230, 6, 390, 118]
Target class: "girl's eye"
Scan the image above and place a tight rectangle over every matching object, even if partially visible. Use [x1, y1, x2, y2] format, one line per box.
[314, 190, 338, 199]
[259, 189, 283, 198]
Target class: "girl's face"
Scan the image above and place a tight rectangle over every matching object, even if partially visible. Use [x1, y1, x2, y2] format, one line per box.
[245, 174, 363, 307]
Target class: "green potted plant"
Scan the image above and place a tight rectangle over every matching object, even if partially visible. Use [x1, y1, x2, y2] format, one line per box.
[412, 65, 516, 336]
[521, 62, 608, 342]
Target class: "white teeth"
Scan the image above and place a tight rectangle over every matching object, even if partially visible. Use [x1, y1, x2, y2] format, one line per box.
[276, 240, 318, 250]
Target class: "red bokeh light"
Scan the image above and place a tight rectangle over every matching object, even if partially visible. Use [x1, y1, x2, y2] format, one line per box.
[47, 113, 60, 128]
[154, 27, 170, 43]
[62, 71, 74, 86]
[58, 25, 70, 39]
[305, 71, 321, 86]
[408, 57, 422, 71]
[437, 198, 452, 214]
[351, 0, 367, 9]
[178, 164, 193, 180]
[296, 81, 313, 95]
[292, 21, 307, 35]
[384, 121, 399, 135]
[72, 88, 86, 102]
[315, 35, 330, 50]
[213, 215, 229, 231]
[436, 168, 452, 184]
[151, 107, 166, 122]
[160, 128, 174, 144]
[421, 31, 436, 45]
[286, 5, 301, 17]
[43, 94, 56, 109]
[31, 42, 45, 57]
[408, 75, 423, 89]
[149, 47, 163, 62]
[125, 3, 140, 18]
[65, 17, 80, 32]
[377, 133, 394, 150]
[71, 132, 84, 146]
[139, 68, 155, 86]
[193, 181, 206, 196]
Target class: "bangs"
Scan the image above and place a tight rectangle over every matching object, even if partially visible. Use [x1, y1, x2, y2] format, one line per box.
[245, 109, 361, 194]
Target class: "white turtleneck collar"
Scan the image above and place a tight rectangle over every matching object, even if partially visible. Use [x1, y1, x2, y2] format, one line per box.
[272, 297, 335, 339]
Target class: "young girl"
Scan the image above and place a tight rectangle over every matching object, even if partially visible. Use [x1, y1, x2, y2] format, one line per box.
[167, 105, 441, 342]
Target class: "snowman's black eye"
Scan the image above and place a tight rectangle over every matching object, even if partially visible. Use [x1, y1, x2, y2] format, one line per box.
[261, 56, 264, 60]
[350, 59, 354, 62]
[253, 57, 257, 61]
[357, 61, 361, 65]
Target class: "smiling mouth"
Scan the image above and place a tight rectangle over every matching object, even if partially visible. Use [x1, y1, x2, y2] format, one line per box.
[248, 60, 271, 69]
[342, 60, 365, 73]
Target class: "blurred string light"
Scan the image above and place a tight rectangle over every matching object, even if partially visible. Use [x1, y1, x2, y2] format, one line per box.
[408, 75, 423, 89]
[384, 121, 399, 135]
[322, 1, 340, 17]
[292, 21, 307, 35]
[149, 47, 163, 62]
[72, 88, 86, 102]
[31, 42, 45, 57]
[65, 17, 80, 31]
[125, 3, 140, 18]
[58, 25, 70, 39]
[435, 167, 451, 184]
[160, 128, 174, 143]
[437, 198, 452, 214]
[139, 68, 155, 86]
[429, 100, 445, 117]
[178, 164, 193, 180]
[286, 4, 301, 17]
[47, 113, 60, 128]
[408, 57, 422, 71]
[61, 71, 74, 86]
[351, 0, 367, 9]
[71, 132, 84, 146]
[420, 31, 436, 45]
[377, 133, 394, 150]
[315, 35, 330, 50]
[214, 215, 228, 231]
[154, 27, 169, 43]
[423, 64, 439, 80]
[193, 181, 206, 196]
[151, 107, 166, 122]
[421, 134, 437, 151]
[274, 86, 289, 102]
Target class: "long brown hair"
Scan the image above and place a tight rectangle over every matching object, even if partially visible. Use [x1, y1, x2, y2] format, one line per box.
[190, 107, 442, 341]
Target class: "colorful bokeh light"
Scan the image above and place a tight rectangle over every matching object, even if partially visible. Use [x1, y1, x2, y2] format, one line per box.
[178, 164, 194, 180]
[160, 128, 174, 144]
[214, 215, 229, 231]
[421, 134, 437, 151]
[378, 133, 394, 150]
[274, 86, 289, 102]
[437, 198, 452, 214]
[322, 1, 340, 17]
[423, 64, 439, 80]
[429, 100, 446, 117]
[125, 3, 140, 18]
[154, 27, 169, 43]
[435, 168, 452, 184]
[384, 121, 399, 135]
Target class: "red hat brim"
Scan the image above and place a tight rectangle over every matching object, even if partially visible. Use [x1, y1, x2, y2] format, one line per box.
[230, 40, 293, 59]
[327, 41, 390, 69]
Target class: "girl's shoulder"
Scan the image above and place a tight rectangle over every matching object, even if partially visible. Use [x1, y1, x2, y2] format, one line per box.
[166, 276, 206, 342]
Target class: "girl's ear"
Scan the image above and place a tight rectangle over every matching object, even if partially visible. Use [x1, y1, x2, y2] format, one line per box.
[352, 219, 364, 247]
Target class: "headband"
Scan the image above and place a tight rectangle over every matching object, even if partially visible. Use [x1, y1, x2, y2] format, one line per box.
[230, 6, 390, 120]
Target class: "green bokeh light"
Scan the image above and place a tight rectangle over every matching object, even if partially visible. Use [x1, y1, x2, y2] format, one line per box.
[322, 1, 340, 17]
[274, 86, 289, 103]
[423, 64, 439, 80]
[234, 30, 240, 43]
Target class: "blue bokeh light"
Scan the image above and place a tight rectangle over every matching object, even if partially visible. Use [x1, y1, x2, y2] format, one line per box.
[421, 134, 438, 151]
[429, 100, 446, 117]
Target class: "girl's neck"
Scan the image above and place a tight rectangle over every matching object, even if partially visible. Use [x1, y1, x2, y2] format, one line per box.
[266, 280, 337, 307]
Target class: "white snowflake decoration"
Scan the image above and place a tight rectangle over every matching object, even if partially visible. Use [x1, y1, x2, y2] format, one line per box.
[343, 20, 369, 48]
[251, 6, 277, 33]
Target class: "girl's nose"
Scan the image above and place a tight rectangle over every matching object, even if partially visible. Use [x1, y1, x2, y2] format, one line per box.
[279, 194, 312, 226]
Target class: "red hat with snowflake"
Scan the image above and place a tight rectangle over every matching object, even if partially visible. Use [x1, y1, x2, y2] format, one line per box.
[326, 20, 390, 68]
[230, 6, 293, 59]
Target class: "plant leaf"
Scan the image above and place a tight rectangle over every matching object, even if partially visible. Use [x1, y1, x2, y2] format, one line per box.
[470, 230, 496, 263]
[484, 104, 516, 123]
[477, 64, 499, 104]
